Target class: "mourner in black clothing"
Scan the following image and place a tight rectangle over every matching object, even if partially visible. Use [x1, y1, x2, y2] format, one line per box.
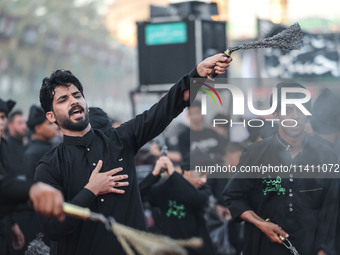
[6, 111, 29, 254]
[14, 105, 59, 252]
[6, 111, 28, 178]
[0, 177, 64, 220]
[223, 82, 338, 255]
[310, 88, 340, 148]
[140, 154, 214, 255]
[207, 142, 245, 255]
[88, 107, 112, 131]
[309, 88, 340, 255]
[178, 101, 227, 163]
[0, 99, 15, 176]
[25, 105, 58, 181]
[34, 54, 231, 255]
[0, 97, 17, 253]
[0, 98, 64, 254]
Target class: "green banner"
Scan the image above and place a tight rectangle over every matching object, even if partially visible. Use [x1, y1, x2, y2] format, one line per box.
[145, 22, 187, 46]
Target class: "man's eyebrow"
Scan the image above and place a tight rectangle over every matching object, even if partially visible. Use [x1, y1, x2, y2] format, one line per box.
[56, 91, 81, 101]
[56, 94, 67, 101]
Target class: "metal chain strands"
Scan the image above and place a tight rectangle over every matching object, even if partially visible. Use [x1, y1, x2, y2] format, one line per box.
[208, 23, 303, 80]
[282, 238, 300, 255]
[25, 233, 50, 255]
[110, 218, 202, 255]
[229, 23, 304, 53]
[63, 202, 203, 255]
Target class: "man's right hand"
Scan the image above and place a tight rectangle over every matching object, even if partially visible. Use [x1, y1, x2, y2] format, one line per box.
[196, 53, 232, 77]
[85, 160, 129, 196]
[152, 156, 175, 176]
[257, 220, 289, 244]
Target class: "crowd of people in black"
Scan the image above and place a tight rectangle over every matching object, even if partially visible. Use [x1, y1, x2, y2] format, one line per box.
[1, 52, 340, 255]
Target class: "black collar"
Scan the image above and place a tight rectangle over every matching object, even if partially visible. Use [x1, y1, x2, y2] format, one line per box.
[63, 129, 95, 147]
[275, 134, 291, 151]
[275, 133, 308, 152]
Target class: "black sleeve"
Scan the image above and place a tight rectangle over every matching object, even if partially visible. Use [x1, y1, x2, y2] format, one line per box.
[139, 173, 161, 204]
[223, 149, 256, 220]
[0, 176, 32, 217]
[0, 176, 32, 204]
[35, 161, 96, 240]
[117, 67, 202, 154]
[315, 178, 338, 254]
[163, 172, 210, 208]
[177, 128, 190, 159]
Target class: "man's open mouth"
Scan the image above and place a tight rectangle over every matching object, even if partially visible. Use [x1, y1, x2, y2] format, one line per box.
[69, 106, 84, 118]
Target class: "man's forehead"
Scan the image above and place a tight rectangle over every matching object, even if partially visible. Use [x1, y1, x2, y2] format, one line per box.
[13, 114, 24, 120]
[54, 84, 77, 92]
[53, 84, 79, 96]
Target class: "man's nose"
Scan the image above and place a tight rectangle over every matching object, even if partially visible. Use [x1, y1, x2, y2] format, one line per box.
[69, 96, 79, 106]
[288, 108, 300, 119]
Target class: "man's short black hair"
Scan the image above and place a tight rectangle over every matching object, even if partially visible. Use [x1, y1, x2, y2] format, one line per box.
[40, 70, 84, 113]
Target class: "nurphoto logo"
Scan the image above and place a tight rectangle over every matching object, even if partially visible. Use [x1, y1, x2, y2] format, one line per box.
[201, 84, 311, 116]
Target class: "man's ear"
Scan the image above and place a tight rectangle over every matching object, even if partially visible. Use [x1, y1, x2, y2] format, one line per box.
[46, 111, 56, 123]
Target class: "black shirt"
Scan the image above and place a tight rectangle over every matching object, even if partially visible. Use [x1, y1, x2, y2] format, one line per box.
[0, 138, 9, 176]
[0, 138, 31, 207]
[311, 134, 340, 255]
[24, 140, 53, 181]
[140, 172, 214, 255]
[5, 135, 27, 177]
[20, 139, 54, 249]
[0, 138, 31, 214]
[0, 138, 32, 238]
[35, 68, 201, 255]
[223, 134, 338, 255]
[0, 176, 31, 211]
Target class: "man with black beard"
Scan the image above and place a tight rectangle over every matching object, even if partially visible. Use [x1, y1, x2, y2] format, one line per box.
[223, 82, 338, 255]
[34, 54, 232, 255]
[6, 111, 28, 179]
